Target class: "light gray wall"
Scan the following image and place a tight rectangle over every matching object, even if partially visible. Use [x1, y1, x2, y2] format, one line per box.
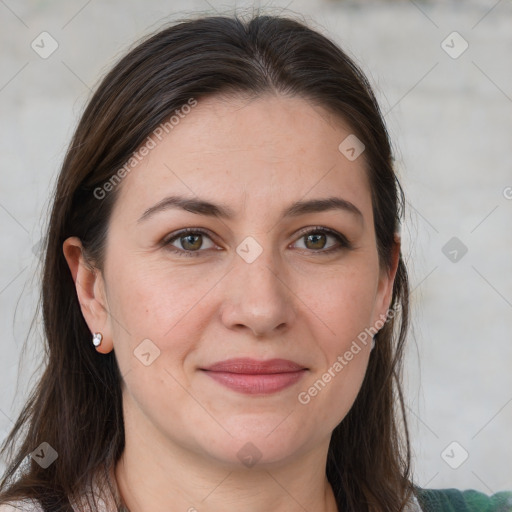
[1, 0, 511, 495]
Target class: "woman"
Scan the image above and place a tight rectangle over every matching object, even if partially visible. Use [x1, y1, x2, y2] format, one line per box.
[0, 13, 510, 512]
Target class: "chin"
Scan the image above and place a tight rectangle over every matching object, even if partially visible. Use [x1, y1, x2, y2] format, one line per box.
[195, 418, 315, 469]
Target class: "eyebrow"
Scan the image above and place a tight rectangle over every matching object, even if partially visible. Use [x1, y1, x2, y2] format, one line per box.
[137, 195, 363, 223]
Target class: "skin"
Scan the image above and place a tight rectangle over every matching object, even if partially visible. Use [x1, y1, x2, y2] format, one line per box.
[63, 93, 400, 512]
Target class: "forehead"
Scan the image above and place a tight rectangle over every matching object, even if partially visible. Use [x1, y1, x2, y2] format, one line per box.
[111, 93, 372, 222]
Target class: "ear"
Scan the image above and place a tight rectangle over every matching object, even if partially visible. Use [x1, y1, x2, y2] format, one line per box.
[62, 236, 114, 354]
[372, 233, 401, 326]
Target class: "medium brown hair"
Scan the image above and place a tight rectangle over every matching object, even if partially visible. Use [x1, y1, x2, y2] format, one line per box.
[1, 12, 413, 512]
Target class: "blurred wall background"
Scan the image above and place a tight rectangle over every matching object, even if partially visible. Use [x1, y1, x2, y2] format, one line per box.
[1, 0, 511, 495]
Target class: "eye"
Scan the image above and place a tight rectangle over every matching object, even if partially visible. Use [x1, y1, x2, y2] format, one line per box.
[291, 226, 352, 254]
[162, 226, 352, 258]
[163, 228, 217, 257]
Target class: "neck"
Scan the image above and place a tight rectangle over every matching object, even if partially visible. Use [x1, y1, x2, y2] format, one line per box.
[116, 457, 339, 512]
[114, 405, 339, 512]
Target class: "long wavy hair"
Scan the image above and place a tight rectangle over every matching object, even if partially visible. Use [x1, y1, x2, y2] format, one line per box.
[0, 12, 413, 512]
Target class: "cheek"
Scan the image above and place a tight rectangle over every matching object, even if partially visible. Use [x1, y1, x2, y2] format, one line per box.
[104, 257, 225, 399]
[105, 262, 203, 419]
[305, 356, 369, 435]
[293, 262, 378, 425]
[295, 262, 379, 350]
[107, 257, 213, 338]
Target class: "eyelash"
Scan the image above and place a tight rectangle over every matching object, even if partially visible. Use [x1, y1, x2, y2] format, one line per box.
[162, 226, 353, 258]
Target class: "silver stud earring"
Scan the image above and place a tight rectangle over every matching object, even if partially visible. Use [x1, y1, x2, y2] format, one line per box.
[92, 332, 103, 347]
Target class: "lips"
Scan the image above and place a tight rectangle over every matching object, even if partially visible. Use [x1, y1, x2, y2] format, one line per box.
[201, 358, 308, 394]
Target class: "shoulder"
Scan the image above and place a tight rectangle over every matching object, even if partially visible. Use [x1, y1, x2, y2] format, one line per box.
[414, 486, 512, 512]
[0, 499, 44, 512]
[0, 465, 118, 512]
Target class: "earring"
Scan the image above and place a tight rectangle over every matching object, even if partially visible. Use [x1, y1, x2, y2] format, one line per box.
[371, 336, 376, 350]
[92, 332, 103, 347]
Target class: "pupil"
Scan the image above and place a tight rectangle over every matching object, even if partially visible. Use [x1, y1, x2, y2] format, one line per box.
[180, 233, 327, 252]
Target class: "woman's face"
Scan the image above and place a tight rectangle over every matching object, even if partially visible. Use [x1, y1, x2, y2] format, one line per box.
[69, 94, 398, 467]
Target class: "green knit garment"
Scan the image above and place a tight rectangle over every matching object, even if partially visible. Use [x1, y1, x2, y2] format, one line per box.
[414, 487, 512, 512]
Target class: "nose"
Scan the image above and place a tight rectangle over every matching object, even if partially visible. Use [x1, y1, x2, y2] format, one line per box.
[219, 239, 296, 339]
